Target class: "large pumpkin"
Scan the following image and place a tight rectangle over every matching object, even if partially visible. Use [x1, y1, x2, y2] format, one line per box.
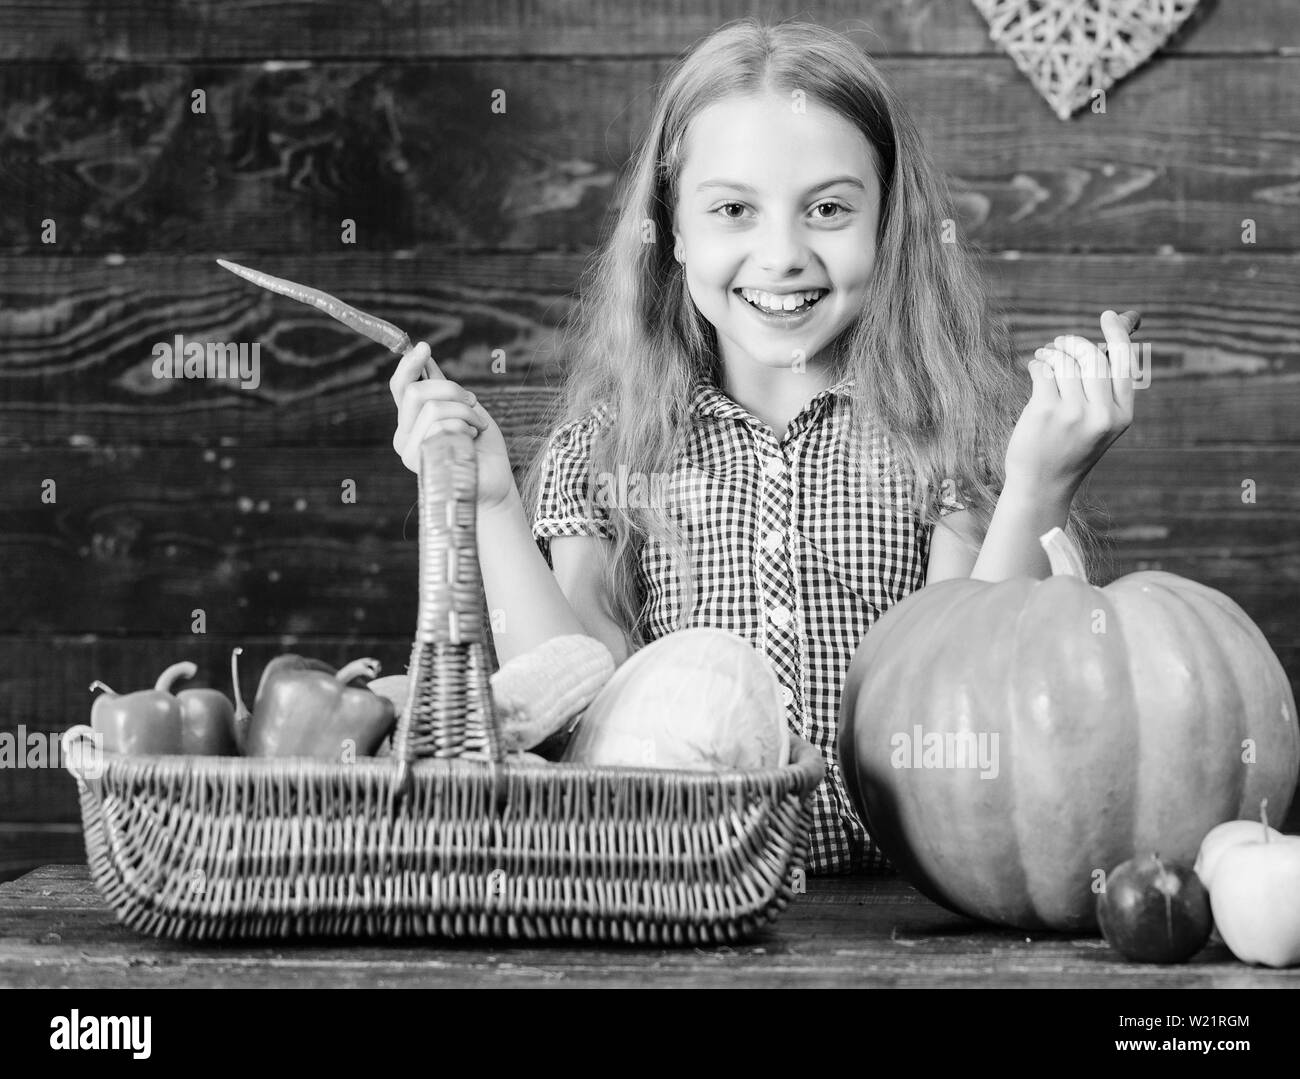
[837, 527, 1300, 932]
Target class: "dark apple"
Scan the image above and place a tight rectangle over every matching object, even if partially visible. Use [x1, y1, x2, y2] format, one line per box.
[1096, 854, 1213, 963]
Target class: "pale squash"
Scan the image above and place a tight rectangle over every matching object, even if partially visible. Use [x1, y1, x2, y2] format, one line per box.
[563, 628, 791, 770]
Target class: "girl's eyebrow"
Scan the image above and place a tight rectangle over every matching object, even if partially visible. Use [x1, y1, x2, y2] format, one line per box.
[695, 176, 866, 195]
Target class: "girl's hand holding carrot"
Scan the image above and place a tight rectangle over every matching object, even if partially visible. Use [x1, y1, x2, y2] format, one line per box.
[1003, 308, 1140, 501]
[389, 341, 517, 510]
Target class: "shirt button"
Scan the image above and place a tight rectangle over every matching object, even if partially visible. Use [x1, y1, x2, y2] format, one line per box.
[764, 456, 785, 478]
[779, 684, 794, 707]
[768, 605, 792, 628]
[762, 529, 783, 551]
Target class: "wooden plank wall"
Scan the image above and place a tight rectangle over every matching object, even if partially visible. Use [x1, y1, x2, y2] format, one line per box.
[2, 1, 1298, 879]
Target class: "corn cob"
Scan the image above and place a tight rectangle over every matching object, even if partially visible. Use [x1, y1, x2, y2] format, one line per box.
[491, 634, 616, 751]
[363, 638, 616, 753]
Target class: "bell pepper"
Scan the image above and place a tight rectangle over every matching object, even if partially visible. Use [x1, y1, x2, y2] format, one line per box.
[229, 644, 301, 753]
[179, 686, 238, 755]
[243, 654, 396, 761]
[90, 661, 237, 755]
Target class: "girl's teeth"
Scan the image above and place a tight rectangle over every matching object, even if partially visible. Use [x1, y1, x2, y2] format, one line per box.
[740, 288, 825, 313]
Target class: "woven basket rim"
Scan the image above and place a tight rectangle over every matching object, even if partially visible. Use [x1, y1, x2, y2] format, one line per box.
[65, 728, 825, 792]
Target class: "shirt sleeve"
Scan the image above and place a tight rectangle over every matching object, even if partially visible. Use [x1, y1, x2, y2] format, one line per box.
[531, 407, 616, 569]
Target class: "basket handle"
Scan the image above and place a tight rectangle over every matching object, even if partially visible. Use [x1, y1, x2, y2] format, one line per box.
[391, 432, 505, 774]
[61, 725, 106, 806]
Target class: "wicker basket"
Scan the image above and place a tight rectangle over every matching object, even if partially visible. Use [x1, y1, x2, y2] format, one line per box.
[63, 432, 823, 943]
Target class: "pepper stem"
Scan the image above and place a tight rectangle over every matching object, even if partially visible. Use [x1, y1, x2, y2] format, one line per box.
[88, 680, 117, 697]
[1261, 797, 1270, 843]
[336, 658, 380, 685]
[230, 648, 248, 720]
[155, 661, 197, 694]
[1039, 527, 1089, 582]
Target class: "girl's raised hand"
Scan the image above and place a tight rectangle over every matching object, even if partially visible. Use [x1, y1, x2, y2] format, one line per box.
[389, 341, 517, 510]
[1003, 309, 1138, 499]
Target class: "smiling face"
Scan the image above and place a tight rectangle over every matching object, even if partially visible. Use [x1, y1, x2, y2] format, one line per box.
[671, 90, 882, 381]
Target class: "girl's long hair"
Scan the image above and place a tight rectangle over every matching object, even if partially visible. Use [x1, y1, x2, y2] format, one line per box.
[520, 18, 1107, 649]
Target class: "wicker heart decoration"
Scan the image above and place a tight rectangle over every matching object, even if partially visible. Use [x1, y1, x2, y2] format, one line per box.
[970, 0, 1202, 120]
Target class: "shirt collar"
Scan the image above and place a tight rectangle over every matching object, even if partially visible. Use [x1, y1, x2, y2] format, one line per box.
[689, 373, 856, 420]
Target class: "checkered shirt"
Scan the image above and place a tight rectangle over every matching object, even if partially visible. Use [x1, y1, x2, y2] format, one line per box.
[531, 374, 961, 874]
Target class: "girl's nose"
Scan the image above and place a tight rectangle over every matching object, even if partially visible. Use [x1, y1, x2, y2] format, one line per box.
[755, 218, 810, 274]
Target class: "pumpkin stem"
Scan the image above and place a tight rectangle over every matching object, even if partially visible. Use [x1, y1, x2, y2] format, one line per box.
[1261, 797, 1271, 843]
[1040, 527, 1089, 581]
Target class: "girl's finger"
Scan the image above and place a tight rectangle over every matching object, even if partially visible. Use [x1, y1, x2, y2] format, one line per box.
[394, 399, 483, 453]
[1035, 347, 1086, 411]
[401, 415, 478, 472]
[1098, 309, 1136, 417]
[1027, 356, 1059, 401]
[396, 380, 481, 441]
[402, 419, 477, 472]
[389, 341, 441, 407]
[425, 418, 477, 440]
[408, 399, 482, 444]
[1050, 334, 1111, 401]
[468, 397, 495, 430]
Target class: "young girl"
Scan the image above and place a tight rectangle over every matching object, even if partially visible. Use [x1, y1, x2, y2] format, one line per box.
[389, 20, 1138, 875]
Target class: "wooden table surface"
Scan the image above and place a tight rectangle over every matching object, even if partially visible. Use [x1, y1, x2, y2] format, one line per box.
[2, 864, 1297, 989]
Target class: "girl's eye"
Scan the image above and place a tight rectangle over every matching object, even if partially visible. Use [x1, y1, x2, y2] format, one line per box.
[714, 202, 748, 219]
[812, 201, 848, 219]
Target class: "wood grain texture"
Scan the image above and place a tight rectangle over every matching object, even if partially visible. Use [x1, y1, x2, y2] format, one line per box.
[2, 443, 1298, 634]
[2, 57, 1297, 254]
[0, 0, 1286, 60]
[0, 825, 83, 882]
[0, 252, 573, 446]
[2, 865, 1299, 988]
[1, 252, 1297, 448]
